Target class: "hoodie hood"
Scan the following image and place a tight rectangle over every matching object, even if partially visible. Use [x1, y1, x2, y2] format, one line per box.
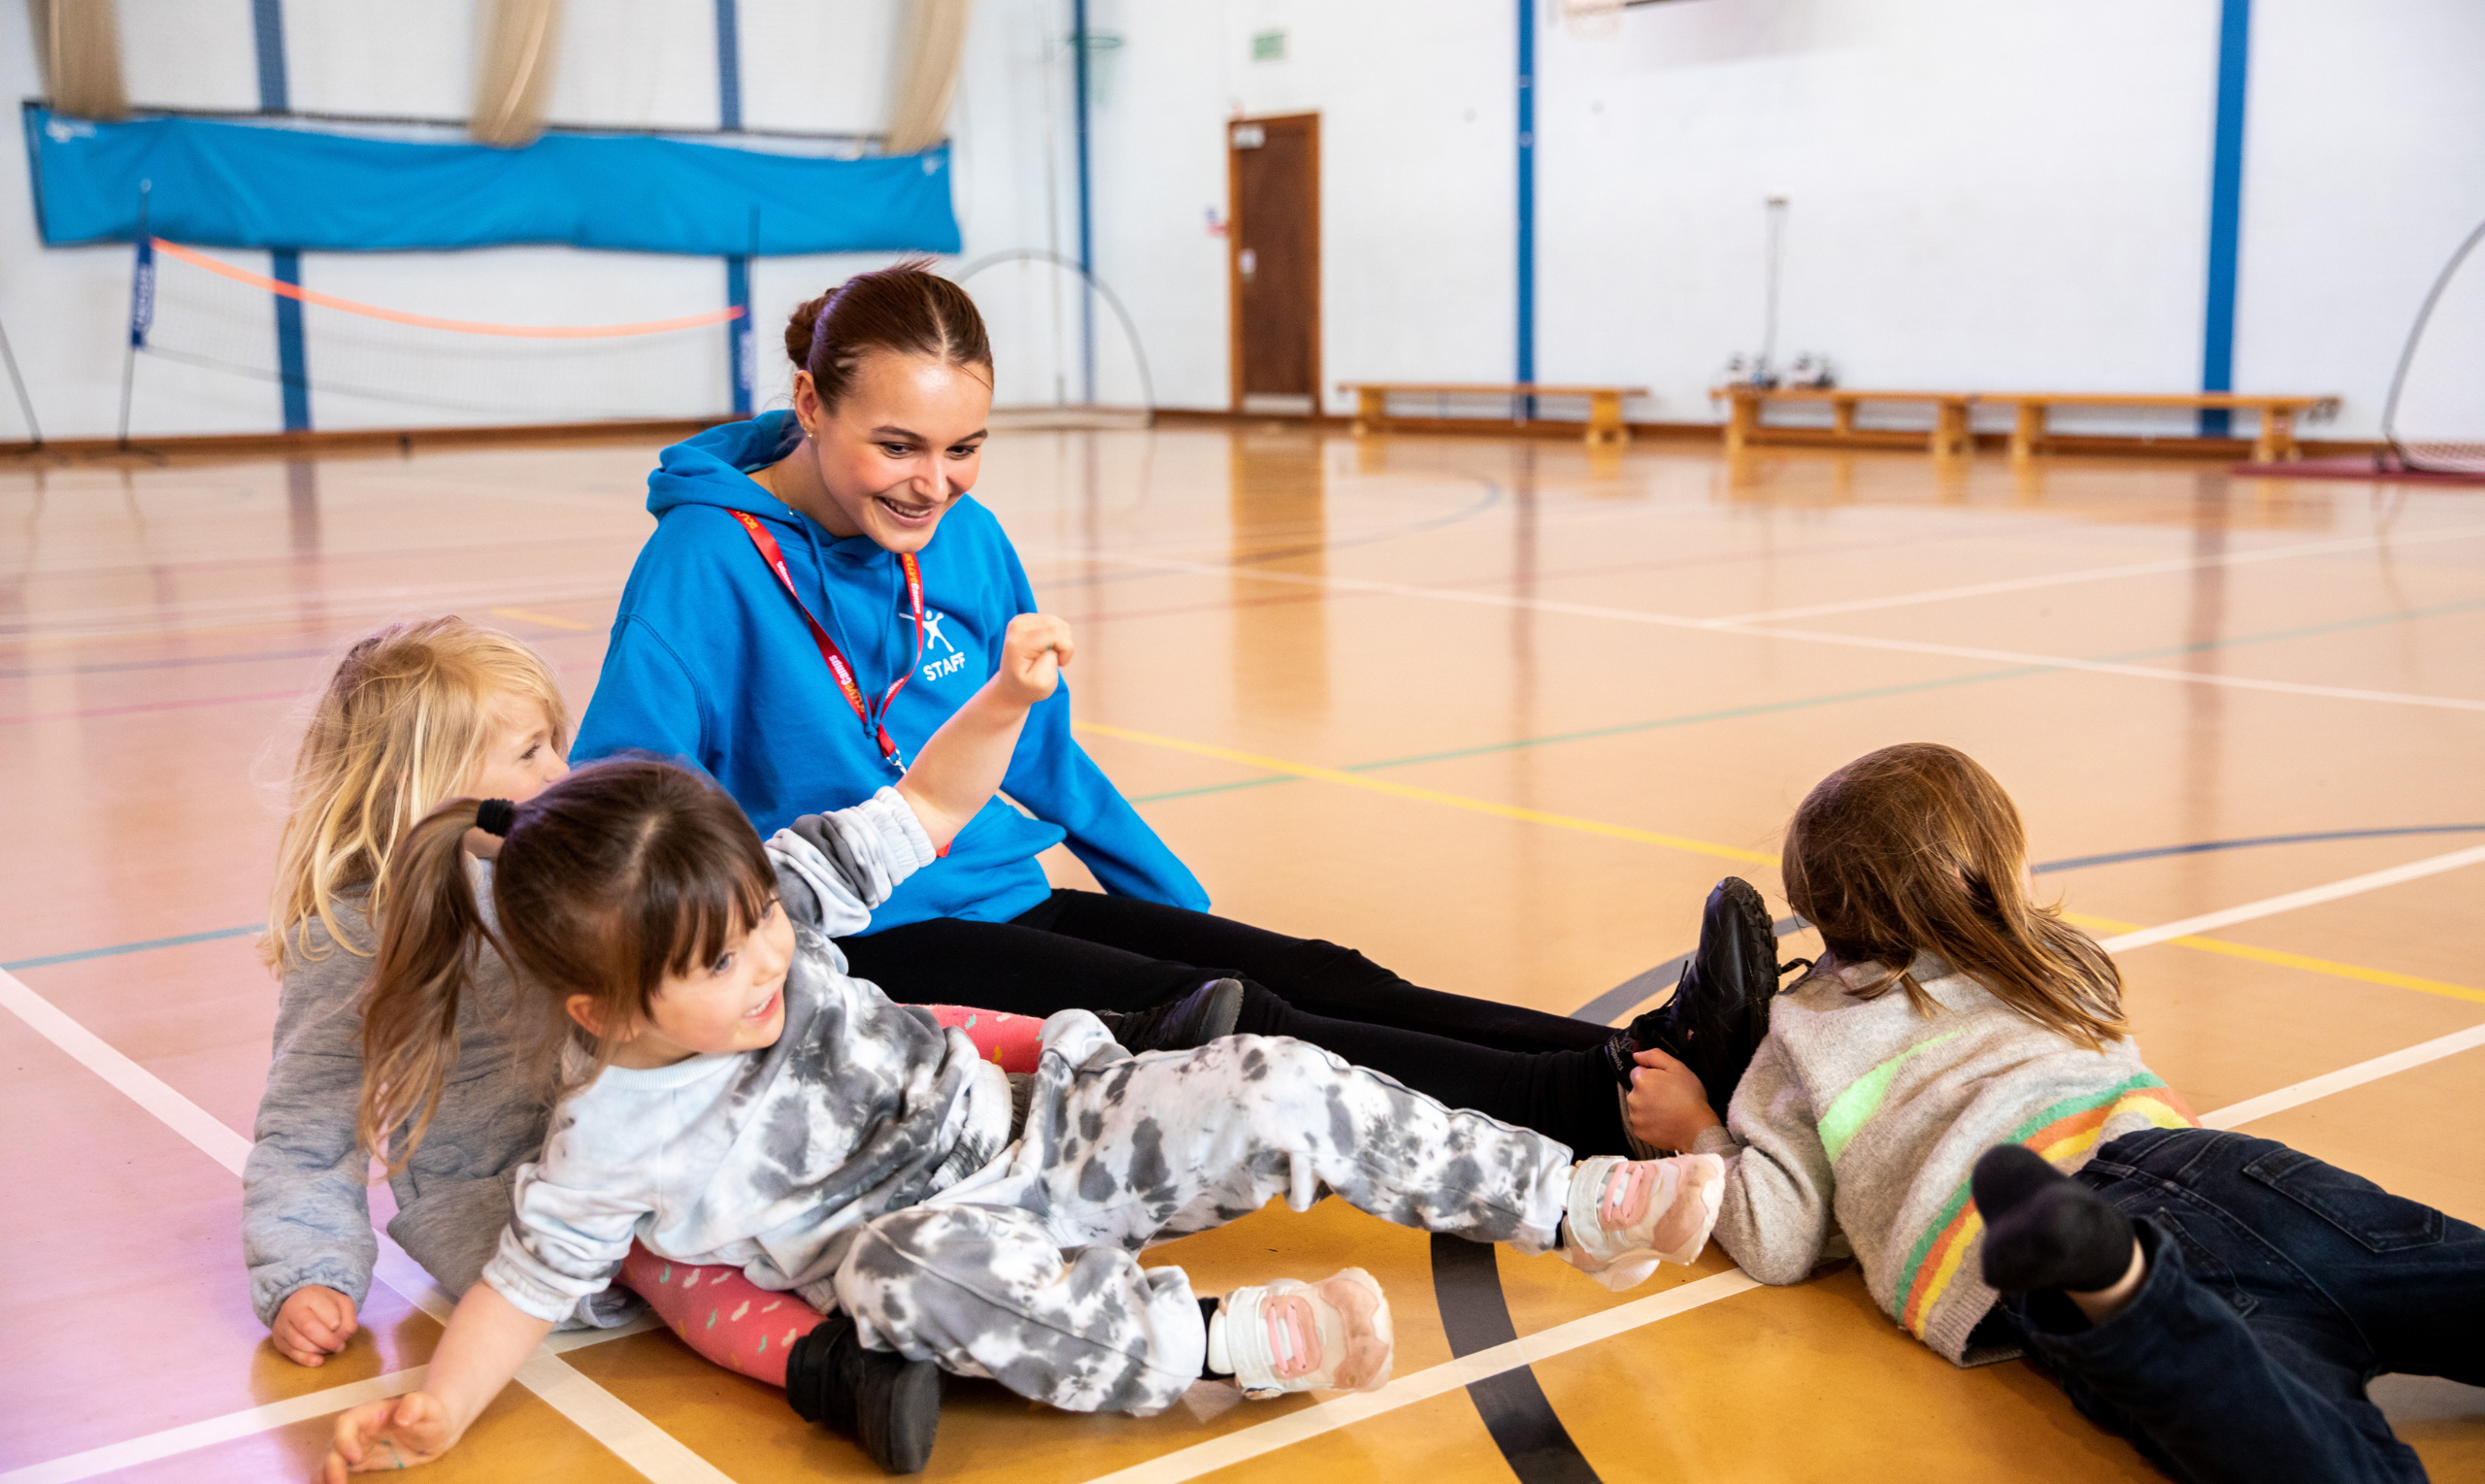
[647, 410, 808, 518]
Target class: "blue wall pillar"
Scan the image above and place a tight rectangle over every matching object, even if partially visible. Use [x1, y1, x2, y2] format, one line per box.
[2200, 0, 2251, 438]
[717, 0, 752, 415]
[252, 0, 310, 431]
[1515, 0, 1536, 415]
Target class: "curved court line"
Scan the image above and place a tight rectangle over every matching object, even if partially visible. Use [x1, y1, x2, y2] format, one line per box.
[1079, 1269, 1764, 1484]
[1429, 1236, 1601, 1484]
[2034, 824, 2485, 874]
[153, 239, 747, 339]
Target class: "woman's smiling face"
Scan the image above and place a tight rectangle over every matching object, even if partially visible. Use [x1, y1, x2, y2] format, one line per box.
[797, 349, 992, 554]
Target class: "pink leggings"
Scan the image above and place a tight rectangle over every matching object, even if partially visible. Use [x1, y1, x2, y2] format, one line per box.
[612, 1004, 1044, 1388]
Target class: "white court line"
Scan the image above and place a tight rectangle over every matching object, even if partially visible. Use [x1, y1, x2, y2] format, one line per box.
[1700, 523, 2485, 627]
[1081, 1270, 1766, 1484]
[2095, 843, 2485, 953]
[2203, 1022, 2485, 1132]
[0, 969, 736, 1484]
[1038, 547, 2485, 714]
[0, 1368, 430, 1484]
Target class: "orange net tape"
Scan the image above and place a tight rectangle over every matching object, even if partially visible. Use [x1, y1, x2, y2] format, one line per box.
[151, 239, 746, 340]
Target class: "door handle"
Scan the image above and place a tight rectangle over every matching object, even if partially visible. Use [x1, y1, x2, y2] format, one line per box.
[1240, 247, 1257, 280]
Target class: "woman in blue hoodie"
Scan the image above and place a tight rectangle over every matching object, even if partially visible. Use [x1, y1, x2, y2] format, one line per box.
[575, 262, 1734, 1159]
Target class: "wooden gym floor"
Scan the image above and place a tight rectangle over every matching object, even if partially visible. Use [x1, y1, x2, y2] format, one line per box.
[3, 427, 2482, 1482]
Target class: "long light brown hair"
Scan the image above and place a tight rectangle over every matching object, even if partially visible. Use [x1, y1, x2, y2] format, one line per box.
[261, 617, 567, 971]
[1781, 742, 2125, 1051]
[358, 759, 777, 1173]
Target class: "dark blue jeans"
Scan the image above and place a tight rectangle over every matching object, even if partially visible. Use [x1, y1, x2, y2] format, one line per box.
[2001, 1127, 2482, 1484]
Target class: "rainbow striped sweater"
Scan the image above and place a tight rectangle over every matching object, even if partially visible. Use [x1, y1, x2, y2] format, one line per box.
[1691, 955, 2194, 1365]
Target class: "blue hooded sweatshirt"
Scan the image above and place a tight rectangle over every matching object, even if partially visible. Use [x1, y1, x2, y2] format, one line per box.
[573, 412, 1208, 932]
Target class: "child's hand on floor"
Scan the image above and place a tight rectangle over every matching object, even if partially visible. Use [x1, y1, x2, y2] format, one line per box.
[1626, 1047, 1724, 1153]
[272, 1284, 358, 1367]
[995, 613, 1073, 706]
[322, 1392, 452, 1478]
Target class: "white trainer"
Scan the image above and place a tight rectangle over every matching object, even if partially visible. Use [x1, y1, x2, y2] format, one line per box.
[1560, 1153, 1727, 1291]
[1210, 1268, 1394, 1399]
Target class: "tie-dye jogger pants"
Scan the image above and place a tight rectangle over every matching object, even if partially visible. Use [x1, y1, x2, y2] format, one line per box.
[833, 1009, 1575, 1415]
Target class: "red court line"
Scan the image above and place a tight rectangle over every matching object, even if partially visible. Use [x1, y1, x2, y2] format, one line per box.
[154, 239, 746, 339]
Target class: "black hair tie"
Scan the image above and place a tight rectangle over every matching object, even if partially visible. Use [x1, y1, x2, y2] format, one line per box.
[474, 798, 517, 839]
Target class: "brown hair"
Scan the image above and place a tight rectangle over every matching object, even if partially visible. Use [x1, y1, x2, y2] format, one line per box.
[261, 617, 567, 971]
[783, 256, 993, 411]
[356, 758, 777, 1173]
[1781, 742, 2126, 1051]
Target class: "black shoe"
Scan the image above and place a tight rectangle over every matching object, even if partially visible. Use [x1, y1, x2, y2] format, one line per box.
[1604, 877, 1792, 1117]
[1096, 977, 1245, 1054]
[784, 1314, 944, 1474]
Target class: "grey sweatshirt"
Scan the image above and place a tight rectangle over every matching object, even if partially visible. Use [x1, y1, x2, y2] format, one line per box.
[241, 862, 632, 1331]
[481, 788, 1013, 1324]
[1693, 955, 2194, 1365]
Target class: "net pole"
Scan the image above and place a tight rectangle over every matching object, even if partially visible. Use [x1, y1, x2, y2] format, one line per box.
[116, 181, 152, 452]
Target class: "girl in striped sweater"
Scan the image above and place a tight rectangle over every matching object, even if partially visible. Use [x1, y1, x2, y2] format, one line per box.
[1626, 742, 2479, 1484]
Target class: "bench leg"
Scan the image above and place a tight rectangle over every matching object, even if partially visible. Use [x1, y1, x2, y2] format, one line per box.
[1832, 398, 1856, 440]
[2010, 403, 2044, 461]
[2258, 408, 2297, 463]
[1353, 387, 1386, 438]
[1725, 391, 1758, 454]
[1587, 390, 1627, 446]
[1933, 399, 1971, 458]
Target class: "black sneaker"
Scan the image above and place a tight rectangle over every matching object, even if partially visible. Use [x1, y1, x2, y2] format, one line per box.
[784, 1314, 944, 1475]
[1096, 977, 1245, 1054]
[1604, 877, 1794, 1118]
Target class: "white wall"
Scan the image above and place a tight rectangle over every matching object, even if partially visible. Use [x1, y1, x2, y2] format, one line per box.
[1074, 0, 2483, 437]
[7, 0, 2481, 442]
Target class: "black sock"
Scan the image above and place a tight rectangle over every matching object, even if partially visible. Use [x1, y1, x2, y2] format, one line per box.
[1972, 1145, 2136, 1294]
[1199, 1296, 1232, 1379]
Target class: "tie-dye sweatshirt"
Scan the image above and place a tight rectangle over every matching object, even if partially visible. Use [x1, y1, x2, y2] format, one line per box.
[1692, 954, 2194, 1365]
[480, 787, 1014, 1325]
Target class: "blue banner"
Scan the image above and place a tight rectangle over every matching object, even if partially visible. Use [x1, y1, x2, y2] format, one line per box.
[24, 107, 959, 256]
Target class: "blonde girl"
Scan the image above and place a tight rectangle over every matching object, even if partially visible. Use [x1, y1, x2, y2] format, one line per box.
[1627, 742, 2482, 1484]
[247, 616, 577, 1366]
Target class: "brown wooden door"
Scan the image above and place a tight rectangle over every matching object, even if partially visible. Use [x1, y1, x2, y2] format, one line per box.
[1228, 114, 1321, 414]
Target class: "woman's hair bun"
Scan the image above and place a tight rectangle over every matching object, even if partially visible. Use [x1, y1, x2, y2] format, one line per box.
[784, 292, 831, 371]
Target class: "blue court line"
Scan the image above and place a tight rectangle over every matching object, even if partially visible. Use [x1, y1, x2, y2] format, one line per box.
[1131, 595, 2485, 806]
[3, 924, 262, 973]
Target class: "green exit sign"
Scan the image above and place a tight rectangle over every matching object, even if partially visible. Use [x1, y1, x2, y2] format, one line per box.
[1251, 29, 1286, 61]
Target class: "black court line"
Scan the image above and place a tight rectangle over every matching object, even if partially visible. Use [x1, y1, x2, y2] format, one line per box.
[1431, 1233, 1604, 1484]
[1569, 825, 2485, 1023]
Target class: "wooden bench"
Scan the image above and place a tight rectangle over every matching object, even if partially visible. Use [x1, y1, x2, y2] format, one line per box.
[1982, 392, 2340, 463]
[1342, 382, 1650, 445]
[1713, 386, 1979, 457]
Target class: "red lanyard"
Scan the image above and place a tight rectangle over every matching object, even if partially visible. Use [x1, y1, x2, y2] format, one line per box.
[732, 511, 925, 773]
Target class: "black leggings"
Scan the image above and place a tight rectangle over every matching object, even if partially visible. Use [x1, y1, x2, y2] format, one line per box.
[837, 889, 1631, 1156]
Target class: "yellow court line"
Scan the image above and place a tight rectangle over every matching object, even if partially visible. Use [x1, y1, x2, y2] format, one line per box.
[1080, 721, 2485, 1007]
[490, 605, 596, 632]
[1073, 721, 1779, 866]
[2064, 911, 2485, 1006]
